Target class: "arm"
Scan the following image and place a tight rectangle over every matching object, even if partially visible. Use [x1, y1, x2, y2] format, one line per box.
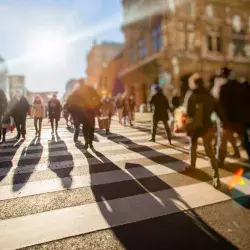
[186, 94, 195, 119]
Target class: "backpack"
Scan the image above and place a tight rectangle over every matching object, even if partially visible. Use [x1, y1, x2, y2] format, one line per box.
[186, 95, 204, 136]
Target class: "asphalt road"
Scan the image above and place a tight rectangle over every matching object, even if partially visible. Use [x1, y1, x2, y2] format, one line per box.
[0, 118, 249, 250]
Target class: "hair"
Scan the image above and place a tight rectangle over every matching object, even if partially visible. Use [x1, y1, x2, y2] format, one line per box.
[194, 77, 205, 87]
[33, 95, 43, 104]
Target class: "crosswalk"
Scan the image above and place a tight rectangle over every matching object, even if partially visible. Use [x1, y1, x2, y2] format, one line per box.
[0, 119, 249, 249]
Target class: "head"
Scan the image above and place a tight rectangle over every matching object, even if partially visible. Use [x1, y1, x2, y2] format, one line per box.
[218, 67, 232, 79]
[52, 94, 57, 100]
[34, 95, 42, 104]
[194, 77, 205, 88]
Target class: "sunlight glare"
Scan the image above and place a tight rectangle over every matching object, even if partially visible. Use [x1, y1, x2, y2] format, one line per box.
[27, 30, 67, 65]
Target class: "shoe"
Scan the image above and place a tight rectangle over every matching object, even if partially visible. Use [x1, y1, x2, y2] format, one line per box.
[84, 143, 89, 150]
[149, 138, 155, 142]
[22, 135, 26, 140]
[35, 131, 38, 136]
[213, 177, 221, 189]
[51, 131, 54, 135]
[168, 140, 172, 145]
[89, 143, 94, 150]
[16, 135, 21, 140]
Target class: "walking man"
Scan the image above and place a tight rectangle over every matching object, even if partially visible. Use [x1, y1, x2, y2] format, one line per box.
[185, 75, 224, 189]
[10, 91, 30, 140]
[67, 78, 101, 149]
[48, 94, 61, 135]
[149, 86, 172, 144]
[0, 90, 8, 143]
[217, 68, 249, 167]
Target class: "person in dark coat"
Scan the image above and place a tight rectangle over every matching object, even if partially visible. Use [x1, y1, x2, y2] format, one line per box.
[48, 94, 61, 135]
[0, 89, 8, 143]
[149, 86, 172, 144]
[217, 68, 249, 167]
[10, 91, 30, 140]
[67, 78, 101, 149]
[185, 75, 225, 189]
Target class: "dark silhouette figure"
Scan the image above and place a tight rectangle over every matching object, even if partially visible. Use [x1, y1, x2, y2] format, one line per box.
[67, 78, 101, 149]
[185, 76, 225, 189]
[13, 137, 43, 191]
[48, 94, 61, 135]
[48, 135, 73, 189]
[149, 86, 172, 144]
[9, 92, 30, 140]
[0, 89, 8, 143]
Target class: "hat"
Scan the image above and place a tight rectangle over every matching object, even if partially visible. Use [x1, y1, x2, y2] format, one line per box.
[217, 67, 231, 78]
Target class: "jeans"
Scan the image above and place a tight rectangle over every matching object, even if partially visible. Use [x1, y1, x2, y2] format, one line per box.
[190, 130, 219, 178]
[34, 118, 43, 134]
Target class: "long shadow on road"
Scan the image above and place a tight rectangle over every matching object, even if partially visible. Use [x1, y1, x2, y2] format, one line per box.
[13, 137, 43, 191]
[75, 143, 237, 249]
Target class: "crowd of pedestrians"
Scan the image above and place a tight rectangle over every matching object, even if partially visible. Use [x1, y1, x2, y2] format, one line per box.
[0, 67, 249, 190]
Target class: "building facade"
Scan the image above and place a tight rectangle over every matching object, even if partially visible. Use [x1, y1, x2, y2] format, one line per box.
[27, 91, 58, 105]
[120, 0, 250, 107]
[0, 56, 9, 98]
[8, 75, 26, 99]
[86, 41, 123, 89]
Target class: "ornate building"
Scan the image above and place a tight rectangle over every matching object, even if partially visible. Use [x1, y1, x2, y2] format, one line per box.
[119, 0, 250, 108]
[86, 41, 123, 89]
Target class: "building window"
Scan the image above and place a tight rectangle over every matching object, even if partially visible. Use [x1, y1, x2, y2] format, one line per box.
[138, 36, 147, 58]
[152, 25, 162, 52]
[207, 28, 222, 52]
[232, 15, 246, 56]
[177, 30, 186, 50]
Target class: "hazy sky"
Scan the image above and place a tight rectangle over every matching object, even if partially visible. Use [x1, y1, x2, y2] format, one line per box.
[0, 0, 124, 96]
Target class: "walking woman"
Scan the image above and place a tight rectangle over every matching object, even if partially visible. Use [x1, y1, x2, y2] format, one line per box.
[32, 95, 45, 137]
[0, 90, 8, 143]
[48, 94, 61, 135]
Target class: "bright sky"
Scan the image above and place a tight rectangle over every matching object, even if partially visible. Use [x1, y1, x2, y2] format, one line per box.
[0, 0, 124, 97]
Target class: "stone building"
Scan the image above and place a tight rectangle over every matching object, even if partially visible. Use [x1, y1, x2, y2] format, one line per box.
[8, 75, 27, 99]
[86, 41, 123, 89]
[119, 0, 250, 108]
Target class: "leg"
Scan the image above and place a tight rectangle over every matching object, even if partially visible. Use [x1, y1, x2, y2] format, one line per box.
[73, 117, 80, 143]
[34, 118, 38, 135]
[189, 137, 198, 169]
[55, 119, 58, 133]
[21, 116, 26, 138]
[15, 117, 21, 139]
[243, 124, 250, 163]
[51, 118, 54, 134]
[217, 128, 229, 169]
[227, 132, 240, 157]
[2, 127, 6, 142]
[163, 119, 172, 144]
[38, 118, 42, 135]
[203, 131, 220, 188]
[151, 117, 158, 142]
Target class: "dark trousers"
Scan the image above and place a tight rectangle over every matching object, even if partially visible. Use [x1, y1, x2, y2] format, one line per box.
[83, 118, 95, 145]
[244, 124, 250, 163]
[217, 124, 243, 168]
[190, 130, 219, 178]
[73, 114, 94, 145]
[34, 118, 43, 133]
[14, 115, 26, 137]
[152, 117, 171, 142]
[51, 118, 58, 132]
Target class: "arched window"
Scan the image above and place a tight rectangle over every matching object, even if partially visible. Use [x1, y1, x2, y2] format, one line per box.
[152, 24, 162, 52]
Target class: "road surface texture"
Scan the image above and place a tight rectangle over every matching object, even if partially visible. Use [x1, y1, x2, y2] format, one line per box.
[0, 117, 249, 250]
